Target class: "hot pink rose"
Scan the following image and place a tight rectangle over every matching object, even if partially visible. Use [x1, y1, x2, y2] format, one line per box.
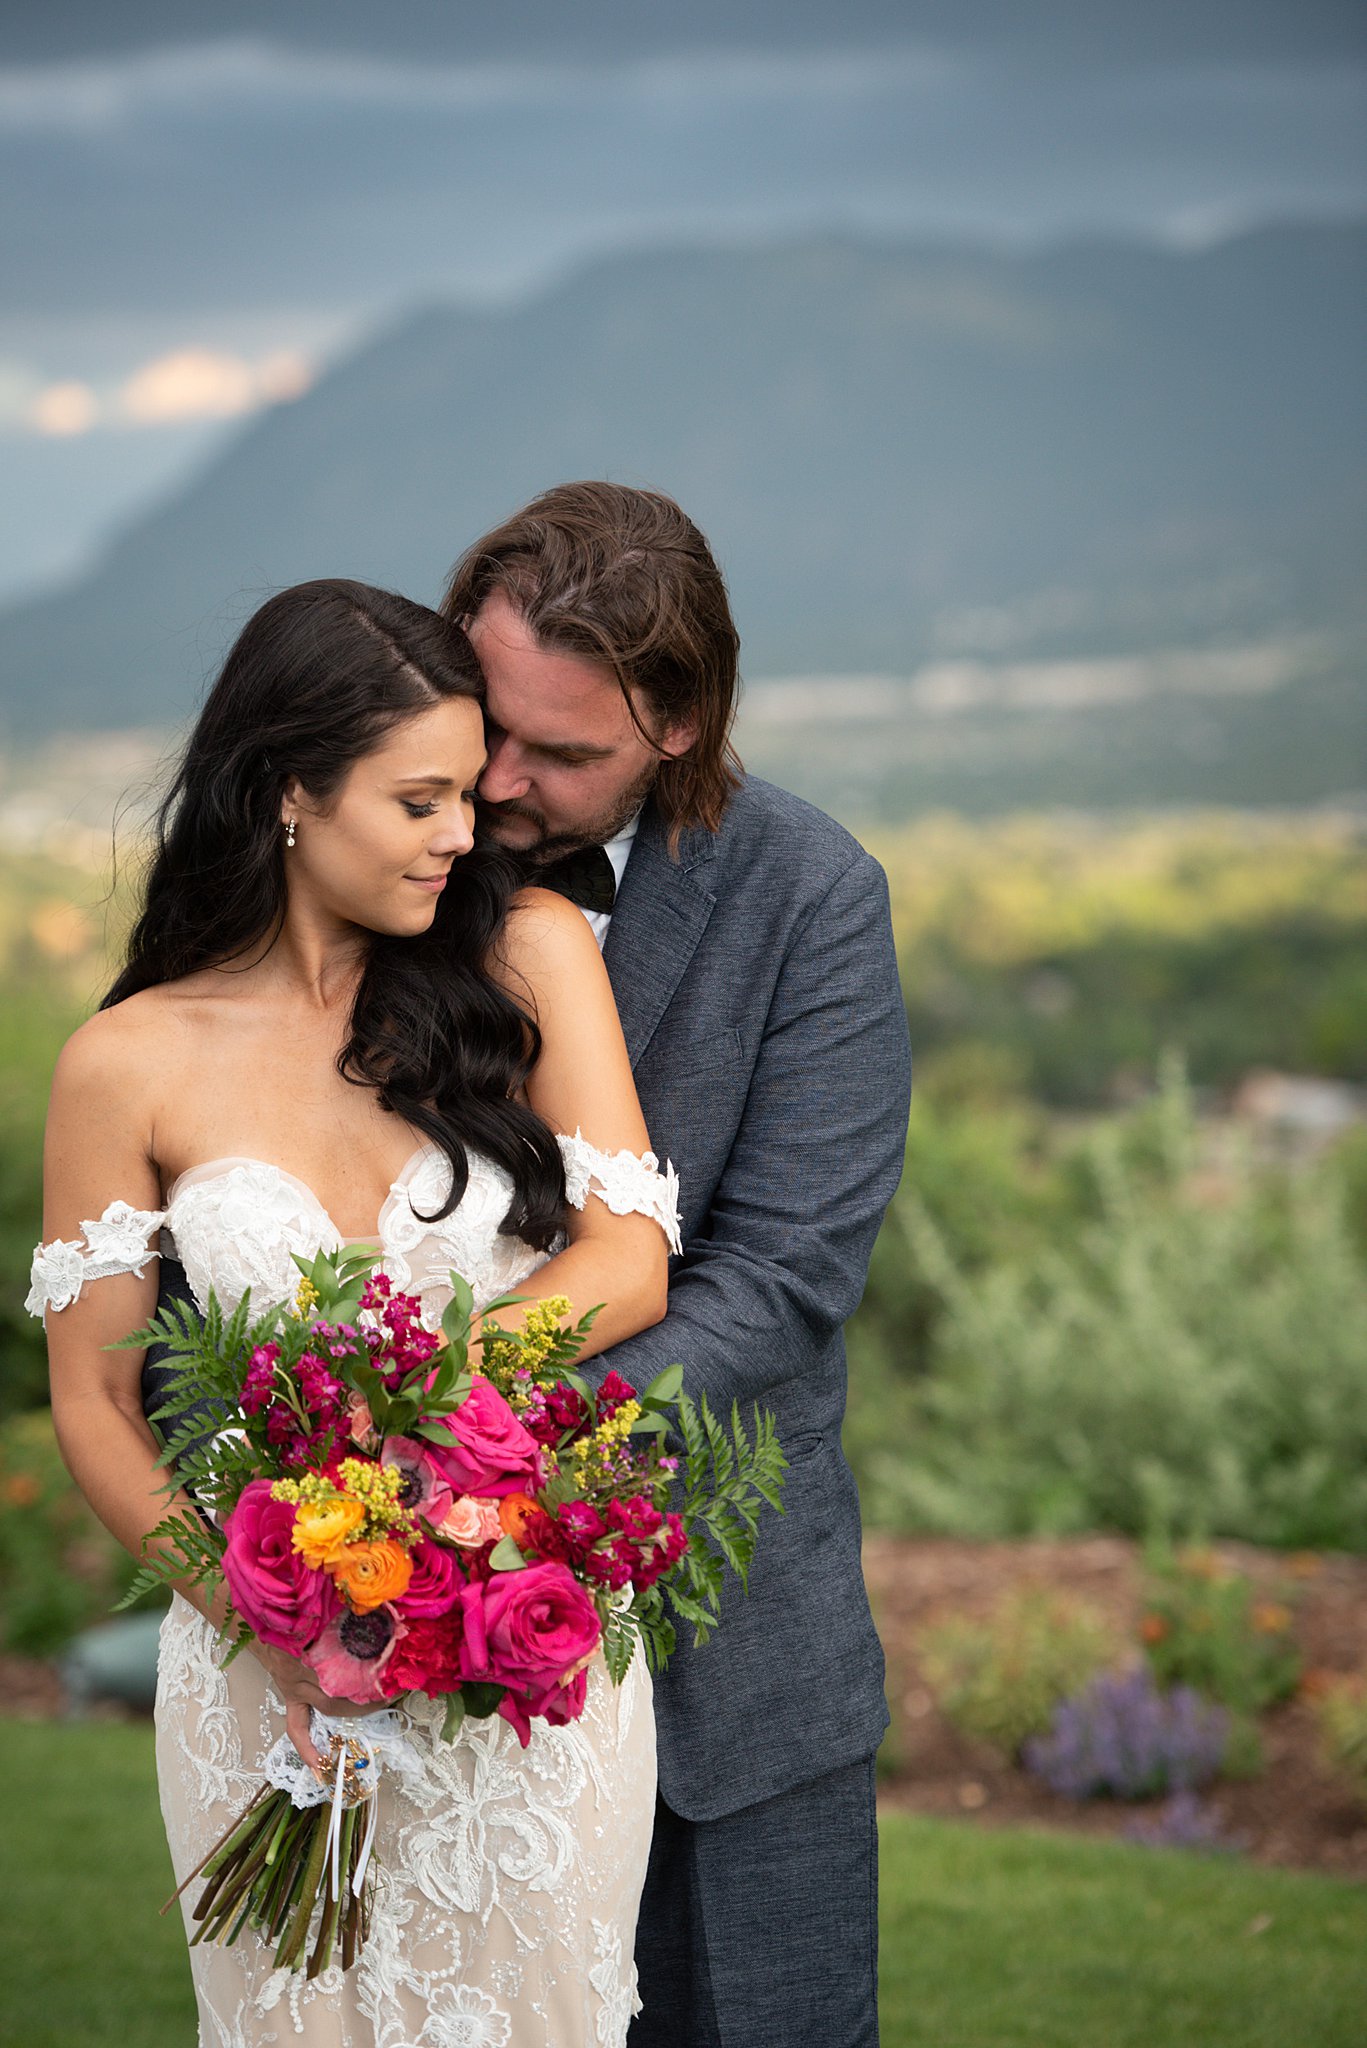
[394, 1535, 464, 1617]
[425, 1375, 542, 1499]
[458, 1562, 601, 1705]
[497, 1659, 593, 1744]
[222, 1479, 339, 1654]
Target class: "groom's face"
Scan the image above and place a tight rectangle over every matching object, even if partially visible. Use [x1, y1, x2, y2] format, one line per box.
[467, 590, 691, 860]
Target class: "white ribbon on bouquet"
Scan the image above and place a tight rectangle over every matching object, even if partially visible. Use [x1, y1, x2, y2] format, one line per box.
[261, 1708, 424, 1898]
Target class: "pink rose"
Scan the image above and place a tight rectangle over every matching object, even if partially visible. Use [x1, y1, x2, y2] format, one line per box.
[222, 1479, 340, 1654]
[497, 1665, 591, 1746]
[425, 1375, 542, 1499]
[394, 1535, 464, 1617]
[458, 1562, 601, 1703]
[347, 1392, 376, 1445]
[439, 1495, 504, 1549]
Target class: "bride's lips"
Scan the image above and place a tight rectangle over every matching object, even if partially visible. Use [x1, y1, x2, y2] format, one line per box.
[406, 872, 448, 893]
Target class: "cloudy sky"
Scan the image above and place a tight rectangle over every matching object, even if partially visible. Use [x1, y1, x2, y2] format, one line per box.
[2, 0, 1364, 603]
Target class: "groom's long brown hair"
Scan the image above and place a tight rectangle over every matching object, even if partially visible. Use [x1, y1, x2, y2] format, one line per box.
[440, 481, 743, 847]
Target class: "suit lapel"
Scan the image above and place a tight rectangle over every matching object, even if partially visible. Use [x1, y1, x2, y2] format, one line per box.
[602, 802, 716, 1067]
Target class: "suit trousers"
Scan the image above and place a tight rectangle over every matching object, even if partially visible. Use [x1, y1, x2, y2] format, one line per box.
[627, 1755, 880, 2048]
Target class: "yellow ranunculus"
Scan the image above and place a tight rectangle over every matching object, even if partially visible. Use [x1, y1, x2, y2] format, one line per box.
[291, 1495, 366, 1567]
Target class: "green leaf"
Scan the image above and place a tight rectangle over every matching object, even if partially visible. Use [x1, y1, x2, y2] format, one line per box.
[488, 1535, 528, 1572]
[629, 1411, 670, 1434]
[642, 1362, 684, 1407]
[478, 1291, 529, 1318]
[460, 1681, 506, 1719]
[440, 1693, 466, 1743]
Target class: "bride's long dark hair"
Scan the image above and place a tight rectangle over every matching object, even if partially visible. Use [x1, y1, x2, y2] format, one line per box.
[103, 577, 566, 1248]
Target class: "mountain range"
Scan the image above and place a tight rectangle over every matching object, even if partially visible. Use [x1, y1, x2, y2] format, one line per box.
[1, 225, 1363, 784]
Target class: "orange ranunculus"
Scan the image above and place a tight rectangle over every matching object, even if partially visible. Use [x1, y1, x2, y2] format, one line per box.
[498, 1491, 540, 1550]
[291, 1496, 366, 1568]
[331, 1538, 413, 1611]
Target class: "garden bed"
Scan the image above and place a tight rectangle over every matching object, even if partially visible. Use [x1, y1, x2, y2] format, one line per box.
[866, 1533, 1367, 1879]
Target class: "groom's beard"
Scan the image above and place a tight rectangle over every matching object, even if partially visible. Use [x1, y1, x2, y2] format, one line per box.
[477, 761, 656, 866]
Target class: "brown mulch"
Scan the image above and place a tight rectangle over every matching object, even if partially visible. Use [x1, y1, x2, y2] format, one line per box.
[7, 1539, 1367, 1878]
[864, 1533, 1367, 1881]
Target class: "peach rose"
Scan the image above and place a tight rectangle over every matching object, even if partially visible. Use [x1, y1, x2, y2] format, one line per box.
[439, 1495, 503, 1549]
[330, 1537, 413, 1611]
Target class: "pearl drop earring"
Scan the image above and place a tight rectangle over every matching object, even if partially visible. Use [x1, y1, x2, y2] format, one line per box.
[285, 818, 296, 848]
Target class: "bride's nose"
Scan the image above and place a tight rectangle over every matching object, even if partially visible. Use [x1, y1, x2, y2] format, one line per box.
[428, 808, 475, 858]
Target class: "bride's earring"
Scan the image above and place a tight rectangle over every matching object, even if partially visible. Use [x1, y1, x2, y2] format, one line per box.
[285, 818, 296, 848]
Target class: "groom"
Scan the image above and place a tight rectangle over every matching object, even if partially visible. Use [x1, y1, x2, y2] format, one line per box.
[444, 482, 911, 2048]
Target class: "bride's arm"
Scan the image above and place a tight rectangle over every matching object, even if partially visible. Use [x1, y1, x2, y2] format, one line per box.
[37, 1007, 360, 1768]
[486, 888, 671, 1356]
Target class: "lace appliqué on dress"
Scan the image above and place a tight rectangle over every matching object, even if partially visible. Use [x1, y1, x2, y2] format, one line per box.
[557, 1131, 682, 1255]
[25, 1199, 166, 1316]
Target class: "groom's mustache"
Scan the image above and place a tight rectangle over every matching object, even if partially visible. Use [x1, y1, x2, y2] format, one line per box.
[476, 795, 546, 832]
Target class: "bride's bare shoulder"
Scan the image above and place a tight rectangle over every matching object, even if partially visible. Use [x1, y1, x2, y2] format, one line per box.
[51, 979, 204, 1104]
[493, 886, 607, 1012]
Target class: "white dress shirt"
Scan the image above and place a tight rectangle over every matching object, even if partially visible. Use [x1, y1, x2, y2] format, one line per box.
[580, 811, 640, 949]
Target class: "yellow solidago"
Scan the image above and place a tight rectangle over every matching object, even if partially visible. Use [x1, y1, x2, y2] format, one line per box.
[272, 1458, 416, 1544]
[570, 1399, 642, 1485]
[292, 1275, 319, 1320]
[481, 1294, 574, 1404]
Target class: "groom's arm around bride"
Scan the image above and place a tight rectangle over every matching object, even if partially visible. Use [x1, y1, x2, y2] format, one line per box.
[447, 482, 911, 2048]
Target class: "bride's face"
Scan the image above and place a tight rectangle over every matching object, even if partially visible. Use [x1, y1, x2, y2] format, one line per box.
[281, 697, 487, 936]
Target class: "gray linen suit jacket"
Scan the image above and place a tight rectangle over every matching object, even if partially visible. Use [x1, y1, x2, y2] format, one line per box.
[595, 776, 911, 1822]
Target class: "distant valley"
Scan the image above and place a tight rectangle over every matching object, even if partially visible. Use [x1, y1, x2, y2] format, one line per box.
[0, 224, 1363, 812]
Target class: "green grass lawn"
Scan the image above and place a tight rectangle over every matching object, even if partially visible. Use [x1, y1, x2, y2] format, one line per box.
[1, 1719, 1364, 2047]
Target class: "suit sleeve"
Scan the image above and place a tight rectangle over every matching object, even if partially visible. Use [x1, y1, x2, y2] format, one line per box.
[592, 851, 911, 1411]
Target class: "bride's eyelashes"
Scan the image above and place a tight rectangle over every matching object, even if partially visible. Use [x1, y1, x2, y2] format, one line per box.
[401, 793, 478, 818]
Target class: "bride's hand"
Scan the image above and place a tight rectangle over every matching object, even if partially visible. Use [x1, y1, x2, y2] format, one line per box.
[248, 1640, 382, 1776]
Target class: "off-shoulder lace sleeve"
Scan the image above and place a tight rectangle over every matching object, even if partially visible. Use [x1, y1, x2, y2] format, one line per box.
[25, 1199, 166, 1317]
[557, 1130, 683, 1255]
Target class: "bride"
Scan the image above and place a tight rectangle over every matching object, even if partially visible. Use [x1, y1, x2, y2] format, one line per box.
[26, 578, 681, 2047]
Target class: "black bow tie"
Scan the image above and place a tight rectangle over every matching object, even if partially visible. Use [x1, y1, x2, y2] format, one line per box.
[533, 843, 617, 915]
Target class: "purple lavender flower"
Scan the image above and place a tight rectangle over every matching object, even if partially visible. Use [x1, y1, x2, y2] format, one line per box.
[1023, 1667, 1229, 1800]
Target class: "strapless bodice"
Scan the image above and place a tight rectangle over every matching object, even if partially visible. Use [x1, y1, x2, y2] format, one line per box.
[161, 1145, 554, 1326]
[26, 1129, 681, 1326]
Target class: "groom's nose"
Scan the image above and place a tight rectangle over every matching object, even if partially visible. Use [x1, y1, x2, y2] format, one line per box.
[478, 731, 532, 803]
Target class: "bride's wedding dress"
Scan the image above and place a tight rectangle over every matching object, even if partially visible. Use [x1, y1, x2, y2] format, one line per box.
[28, 1133, 679, 2048]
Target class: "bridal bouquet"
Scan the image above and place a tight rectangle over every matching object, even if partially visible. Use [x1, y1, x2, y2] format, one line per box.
[117, 1251, 785, 1976]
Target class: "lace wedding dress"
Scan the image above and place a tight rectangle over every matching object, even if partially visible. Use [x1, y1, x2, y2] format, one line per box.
[28, 1133, 680, 2048]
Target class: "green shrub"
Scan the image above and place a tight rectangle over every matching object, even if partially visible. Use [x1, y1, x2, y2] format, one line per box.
[855, 1077, 1367, 1550]
[0, 1408, 166, 1654]
[1309, 1675, 1367, 1805]
[918, 1587, 1122, 1758]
